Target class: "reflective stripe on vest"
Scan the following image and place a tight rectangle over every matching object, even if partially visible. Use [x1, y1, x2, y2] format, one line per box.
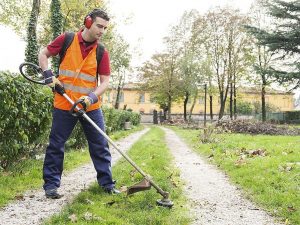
[62, 83, 95, 94]
[59, 69, 96, 83]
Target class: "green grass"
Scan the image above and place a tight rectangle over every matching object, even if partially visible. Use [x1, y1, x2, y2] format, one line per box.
[44, 127, 190, 225]
[171, 126, 300, 225]
[0, 125, 144, 208]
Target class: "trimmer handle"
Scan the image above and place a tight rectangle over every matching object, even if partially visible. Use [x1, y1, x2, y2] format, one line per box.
[69, 98, 87, 117]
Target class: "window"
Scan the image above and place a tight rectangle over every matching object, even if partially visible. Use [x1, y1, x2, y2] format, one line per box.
[118, 92, 124, 103]
[139, 93, 145, 103]
[199, 96, 205, 104]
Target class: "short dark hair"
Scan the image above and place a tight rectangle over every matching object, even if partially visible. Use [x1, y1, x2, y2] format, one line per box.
[87, 9, 110, 22]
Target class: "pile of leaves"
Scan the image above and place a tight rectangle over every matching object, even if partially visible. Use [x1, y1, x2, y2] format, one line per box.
[216, 120, 300, 136]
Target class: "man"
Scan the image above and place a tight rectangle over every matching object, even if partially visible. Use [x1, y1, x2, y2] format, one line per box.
[38, 9, 120, 199]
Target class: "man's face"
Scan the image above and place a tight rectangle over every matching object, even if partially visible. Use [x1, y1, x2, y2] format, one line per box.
[88, 17, 109, 41]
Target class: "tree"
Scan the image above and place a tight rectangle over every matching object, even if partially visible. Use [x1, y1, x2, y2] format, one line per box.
[50, 0, 63, 73]
[171, 10, 202, 121]
[196, 8, 251, 120]
[192, 16, 215, 120]
[140, 53, 181, 120]
[246, 0, 300, 89]
[108, 33, 131, 109]
[25, 0, 41, 70]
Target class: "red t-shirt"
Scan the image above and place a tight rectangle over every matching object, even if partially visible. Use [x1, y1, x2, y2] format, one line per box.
[47, 31, 110, 76]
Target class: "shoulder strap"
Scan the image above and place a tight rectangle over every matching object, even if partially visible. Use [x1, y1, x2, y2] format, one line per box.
[96, 43, 105, 84]
[59, 32, 75, 65]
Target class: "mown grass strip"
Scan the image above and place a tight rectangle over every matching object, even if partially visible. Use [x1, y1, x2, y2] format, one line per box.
[171, 126, 300, 225]
[0, 125, 144, 208]
[44, 127, 190, 225]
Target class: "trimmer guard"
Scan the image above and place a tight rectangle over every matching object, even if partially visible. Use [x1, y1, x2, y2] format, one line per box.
[127, 178, 151, 195]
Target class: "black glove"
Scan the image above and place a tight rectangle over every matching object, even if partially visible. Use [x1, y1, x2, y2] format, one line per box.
[43, 69, 61, 87]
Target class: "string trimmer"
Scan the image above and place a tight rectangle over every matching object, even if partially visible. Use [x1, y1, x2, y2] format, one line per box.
[19, 62, 174, 208]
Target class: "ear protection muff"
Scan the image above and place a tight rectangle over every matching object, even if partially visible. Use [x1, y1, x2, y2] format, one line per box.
[84, 14, 93, 29]
[84, 9, 104, 29]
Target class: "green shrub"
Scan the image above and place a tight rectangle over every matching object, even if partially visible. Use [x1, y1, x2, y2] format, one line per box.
[102, 106, 141, 134]
[285, 110, 300, 122]
[0, 71, 53, 168]
[66, 107, 141, 148]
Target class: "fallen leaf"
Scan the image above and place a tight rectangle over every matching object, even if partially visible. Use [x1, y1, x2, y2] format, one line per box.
[84, 212, 93, 221]
[14, 195, 24, 201]
[105, 200, 116, 206]
[235, 157, 247, 166]
[119, 186, 128, 193]
[85, 198, 95, 205]
[287, 205, 296, 212]
[68, 214, 77, 223]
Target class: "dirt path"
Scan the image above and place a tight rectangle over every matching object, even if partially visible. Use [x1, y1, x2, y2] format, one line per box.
[0, 128, 150, 225]
[161, 127, 282, 225]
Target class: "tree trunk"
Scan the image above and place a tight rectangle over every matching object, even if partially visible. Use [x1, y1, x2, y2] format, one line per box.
[218, 91, 227, 120]
[210, 95, 213, 120]
[114, 85, 121, 109]
[167, 94, 172, 121]
[183, 92, 189, 121]
[229, 82, 233, 120]
[114, 72, 124, 109]
[261, 75, 267, 122]
[189, 91, 198, 122]
[233, 81, 237, 119]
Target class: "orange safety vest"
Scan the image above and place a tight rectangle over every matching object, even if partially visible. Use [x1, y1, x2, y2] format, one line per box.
[54, 33, 101, 112]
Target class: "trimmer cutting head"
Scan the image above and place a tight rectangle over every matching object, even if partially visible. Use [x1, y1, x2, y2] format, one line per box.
[127, 179, 174, 208]
[156, 198, 174, 208]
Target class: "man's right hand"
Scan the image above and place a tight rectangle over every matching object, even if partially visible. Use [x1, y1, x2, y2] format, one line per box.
[43, 69, 62, 87]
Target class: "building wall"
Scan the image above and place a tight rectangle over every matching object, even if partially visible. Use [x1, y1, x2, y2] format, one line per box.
[101, 88, 294, 113]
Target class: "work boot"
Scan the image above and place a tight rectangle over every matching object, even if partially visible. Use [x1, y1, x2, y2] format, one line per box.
[103, 187, 121, 195]
[45, 188, 63, 199]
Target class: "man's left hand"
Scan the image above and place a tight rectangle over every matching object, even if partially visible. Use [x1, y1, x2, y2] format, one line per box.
[79, 92, 98, 109]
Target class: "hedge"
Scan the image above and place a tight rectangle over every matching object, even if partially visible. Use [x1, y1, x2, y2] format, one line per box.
[0, 71, 53, 169]
[0, 71, 141, 168]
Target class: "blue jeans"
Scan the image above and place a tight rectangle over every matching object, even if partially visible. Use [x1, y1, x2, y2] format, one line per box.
[43, 108, 114, 191]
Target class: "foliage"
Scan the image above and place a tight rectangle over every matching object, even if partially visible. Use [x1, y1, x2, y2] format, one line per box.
[0, 71, 53, 169]
[245, 0, 300, 88]
[285, 110, 300, 122]
[139, 53, 182, 119]
[102, 106, 141, 134]
[193, 8, 253, 119]
[216, 120, 300, 135]
[25, 0, 40, 72]
[253, 100, 280, 113]
[226, 101, 254, 115]
[200, 125, 218, 143]
[50, 0, 63, 74]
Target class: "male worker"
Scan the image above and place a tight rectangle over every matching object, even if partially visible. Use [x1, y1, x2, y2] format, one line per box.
[38, 9, 120, 199]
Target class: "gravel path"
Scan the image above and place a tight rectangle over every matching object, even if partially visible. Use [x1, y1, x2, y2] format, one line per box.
[0, 128, 150, 225]
[161, 127, 282, 225]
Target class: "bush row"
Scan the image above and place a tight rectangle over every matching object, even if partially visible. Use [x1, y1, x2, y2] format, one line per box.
[0, 72, 53, 168]
[0, 71, 140, 169]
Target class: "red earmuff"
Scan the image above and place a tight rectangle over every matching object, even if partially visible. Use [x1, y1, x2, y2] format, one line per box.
[84, 15, 93, 29]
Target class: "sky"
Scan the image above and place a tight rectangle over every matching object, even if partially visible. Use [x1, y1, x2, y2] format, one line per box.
[108, 0, 255, 68]
[0, 0, 255, 73]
